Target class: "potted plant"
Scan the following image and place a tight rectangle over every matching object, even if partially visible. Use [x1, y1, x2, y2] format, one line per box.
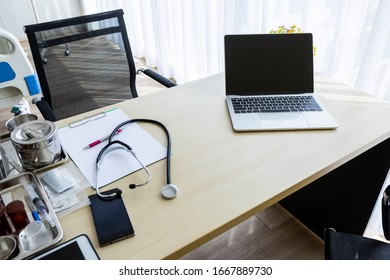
[269, 25, 317, 56]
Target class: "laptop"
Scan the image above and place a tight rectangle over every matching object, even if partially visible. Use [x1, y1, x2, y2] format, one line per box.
[224, 33, 338, 131]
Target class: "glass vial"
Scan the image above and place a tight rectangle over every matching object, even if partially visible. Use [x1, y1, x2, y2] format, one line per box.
[6, 200, 29, 232]
[0, 202, 12, 235]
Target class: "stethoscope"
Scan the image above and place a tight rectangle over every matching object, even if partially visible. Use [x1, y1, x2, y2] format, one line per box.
[95, 119, 178, 200]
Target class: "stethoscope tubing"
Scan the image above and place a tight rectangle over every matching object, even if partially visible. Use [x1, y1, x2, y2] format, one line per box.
[95, 119, 173, 200]
[108, 119, 172, 184]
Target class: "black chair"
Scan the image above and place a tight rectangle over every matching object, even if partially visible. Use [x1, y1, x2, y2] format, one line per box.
[24, 9, 176, 121]
[324, 184, 390, 259]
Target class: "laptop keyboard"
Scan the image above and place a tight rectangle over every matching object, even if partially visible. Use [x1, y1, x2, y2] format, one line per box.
[231, 96, 323, 114]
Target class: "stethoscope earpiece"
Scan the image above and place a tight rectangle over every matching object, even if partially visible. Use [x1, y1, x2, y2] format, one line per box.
[161, 184, 178, 200]
[116, 189, 123, 197]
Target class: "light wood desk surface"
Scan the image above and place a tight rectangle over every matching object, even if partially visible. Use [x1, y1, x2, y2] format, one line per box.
[55, 73, 390, 259]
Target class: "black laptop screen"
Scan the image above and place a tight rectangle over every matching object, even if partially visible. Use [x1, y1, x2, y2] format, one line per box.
[224, 33, 314, 95]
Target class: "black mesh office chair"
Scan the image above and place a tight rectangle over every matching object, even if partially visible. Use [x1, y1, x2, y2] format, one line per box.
[24, 9, 176, 121]
[324, 185, 390, 259]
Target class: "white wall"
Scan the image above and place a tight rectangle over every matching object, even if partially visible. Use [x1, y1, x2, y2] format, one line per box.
[0, 0, 83, 40]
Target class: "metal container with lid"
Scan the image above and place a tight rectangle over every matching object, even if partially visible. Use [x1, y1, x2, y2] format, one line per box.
[10, 120, 62, 171]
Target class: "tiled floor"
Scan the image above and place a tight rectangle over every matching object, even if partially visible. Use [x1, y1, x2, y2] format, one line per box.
[180, 204, 324, 260]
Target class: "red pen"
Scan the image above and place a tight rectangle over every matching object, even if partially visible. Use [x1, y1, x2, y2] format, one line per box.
[83, 129, 123, 150]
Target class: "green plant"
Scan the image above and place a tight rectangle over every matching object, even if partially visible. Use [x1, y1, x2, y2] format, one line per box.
[269, 24, 303, 34]
[269, 25, 317, 56]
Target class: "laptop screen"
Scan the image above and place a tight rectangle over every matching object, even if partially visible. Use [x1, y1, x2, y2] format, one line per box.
[224, 33, 314, 96]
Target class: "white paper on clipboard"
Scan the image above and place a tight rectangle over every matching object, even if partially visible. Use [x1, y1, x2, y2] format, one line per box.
[57, 109, 167, 189]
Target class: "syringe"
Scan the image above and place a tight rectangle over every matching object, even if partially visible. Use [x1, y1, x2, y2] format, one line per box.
[20, 177, 55, 227]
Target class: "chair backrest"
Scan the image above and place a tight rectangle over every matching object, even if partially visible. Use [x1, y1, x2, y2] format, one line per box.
[24, 9, 138, 120]
[324, 228, 390, 259]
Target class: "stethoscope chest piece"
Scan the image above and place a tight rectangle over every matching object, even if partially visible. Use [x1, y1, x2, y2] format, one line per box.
[161, 184, 178, 200]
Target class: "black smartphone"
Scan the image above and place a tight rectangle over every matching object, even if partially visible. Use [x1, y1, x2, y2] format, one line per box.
[89, 189, 135, 247]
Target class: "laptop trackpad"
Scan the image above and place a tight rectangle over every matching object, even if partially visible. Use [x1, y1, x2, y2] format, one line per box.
[258, 113, 309, 129]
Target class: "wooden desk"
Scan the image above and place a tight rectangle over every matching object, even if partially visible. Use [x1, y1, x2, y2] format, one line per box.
[55, 73, 390, 259]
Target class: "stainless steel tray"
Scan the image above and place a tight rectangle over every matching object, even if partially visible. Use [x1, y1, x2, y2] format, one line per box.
[31, 148, 69, 173]
[0, 137, 69, 178]
[0, 172, 63, 259]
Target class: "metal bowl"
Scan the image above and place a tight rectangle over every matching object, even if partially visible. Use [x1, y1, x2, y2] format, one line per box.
[0, 235, 19, 260]
[5, 114, 38, 132]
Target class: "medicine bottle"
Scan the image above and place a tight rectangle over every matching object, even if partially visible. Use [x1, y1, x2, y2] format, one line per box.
[0, 202, 12, 235]
[6, 200, 29, 232]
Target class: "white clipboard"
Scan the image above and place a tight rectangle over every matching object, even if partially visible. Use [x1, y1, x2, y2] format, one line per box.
[57, 109, 167, 189]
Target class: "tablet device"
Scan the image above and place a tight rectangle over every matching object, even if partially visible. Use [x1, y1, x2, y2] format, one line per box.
[32, 234, 100, 260]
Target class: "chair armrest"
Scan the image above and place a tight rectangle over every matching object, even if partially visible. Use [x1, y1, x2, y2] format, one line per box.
[137, 68, 177, 88]
[32, 97, 58, 122]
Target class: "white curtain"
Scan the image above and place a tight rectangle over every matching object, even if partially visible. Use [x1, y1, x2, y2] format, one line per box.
[81, 0, 390, 101]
